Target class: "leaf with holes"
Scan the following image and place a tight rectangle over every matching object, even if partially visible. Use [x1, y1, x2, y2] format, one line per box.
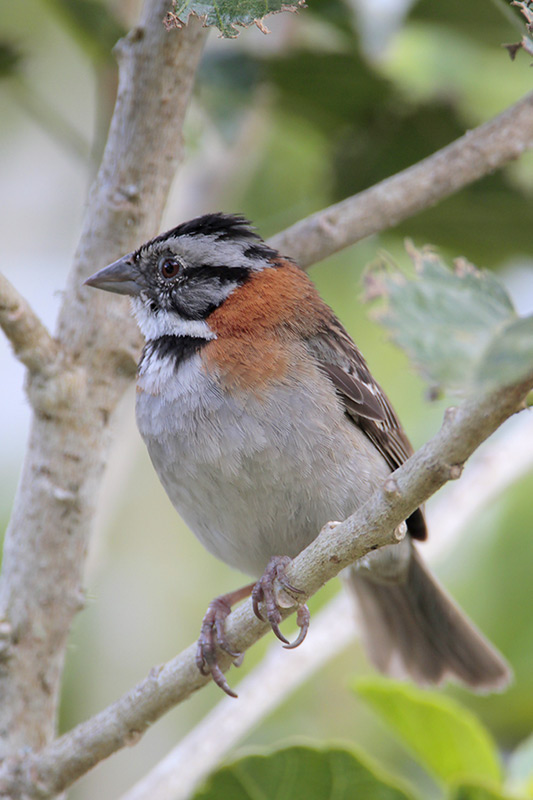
[166, 0, 306, 38]
[365, 244, 533, 396]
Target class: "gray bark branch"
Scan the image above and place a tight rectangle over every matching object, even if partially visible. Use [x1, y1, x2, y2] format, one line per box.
[269, 91, 533, 267]
[0, 0, 207, 763]
[0, 272, 58, 376]
[1, 375, 530, 799]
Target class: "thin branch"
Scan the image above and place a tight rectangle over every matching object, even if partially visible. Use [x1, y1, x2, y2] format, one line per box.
[268, 91, 533, 267]
[0, 272, 58, 375]
[120, 594, 356, 800]
[120, 409, 533, 800]
[1, 374, 531, 799]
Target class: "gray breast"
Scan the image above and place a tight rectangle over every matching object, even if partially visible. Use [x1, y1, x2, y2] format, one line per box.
[135, 349, 390, 577]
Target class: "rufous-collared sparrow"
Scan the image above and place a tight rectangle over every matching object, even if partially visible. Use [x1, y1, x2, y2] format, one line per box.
[86, 213, 510, 696]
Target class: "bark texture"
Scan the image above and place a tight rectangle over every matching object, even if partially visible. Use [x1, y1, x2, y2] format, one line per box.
[0, 3, 207, 759]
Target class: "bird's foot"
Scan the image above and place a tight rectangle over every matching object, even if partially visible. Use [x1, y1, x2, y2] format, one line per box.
[252, 555, 310, 649]
[196, 583, 254, 698]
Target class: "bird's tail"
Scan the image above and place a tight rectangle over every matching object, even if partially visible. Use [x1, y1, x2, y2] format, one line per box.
[345, 547, 511, 692]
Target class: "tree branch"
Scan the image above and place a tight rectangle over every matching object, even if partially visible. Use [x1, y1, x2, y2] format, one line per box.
[120, 593, 356, 800]
[1, 374, 531, 800]
[118, 411, 533, 800]
[0, 1, 207, 763]
[269, 91, 533, 267]
[0, 272, 58, 375]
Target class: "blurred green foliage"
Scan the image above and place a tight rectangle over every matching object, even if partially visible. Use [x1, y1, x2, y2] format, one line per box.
[197, 686, 533, 800]
[38, 0, 125, 63]
[508, 733, 533, 797]
[0, 41, 23, 78]
[355, 678, 502, 786]
[196, 0, 533, 266]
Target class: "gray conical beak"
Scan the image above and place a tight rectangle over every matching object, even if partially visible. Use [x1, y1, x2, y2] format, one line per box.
[84, 254, 142, 296]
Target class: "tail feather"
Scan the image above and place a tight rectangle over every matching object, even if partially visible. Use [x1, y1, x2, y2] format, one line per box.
[346, 548, 511, 692]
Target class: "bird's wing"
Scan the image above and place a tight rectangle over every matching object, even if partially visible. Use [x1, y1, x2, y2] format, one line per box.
[306, 318, 427, 540]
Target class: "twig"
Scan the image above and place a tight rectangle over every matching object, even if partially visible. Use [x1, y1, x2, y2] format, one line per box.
[268, 91, 533, 267]
[1, 375, 531, 799]
[0, 272, 58, 375]
[118, 410, 533, 800]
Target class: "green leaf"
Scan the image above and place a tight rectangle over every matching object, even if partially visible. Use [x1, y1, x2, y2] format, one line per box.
[192, 744, 415, 799]
[355, 677, 502, 786]
[477, 315, 533, 391]
[507, 732, 533, 797]
[365, 245, 533, 395]
[168, 0, 306, 38]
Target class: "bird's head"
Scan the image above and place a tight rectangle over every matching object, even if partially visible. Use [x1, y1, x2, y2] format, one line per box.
[84, 213, 278, 340]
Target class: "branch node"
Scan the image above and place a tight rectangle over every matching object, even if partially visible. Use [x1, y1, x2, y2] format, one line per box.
[124, 729, 144, 748]
[26, 365, 87, 419]
[447, 464, 464, 481]
[323, 520, 342, 533]
[394, 521, 407, 542]
[444, 406, 459, 425]
[383, 477, 401, 497]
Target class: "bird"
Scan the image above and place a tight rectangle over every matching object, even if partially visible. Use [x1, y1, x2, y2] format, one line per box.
[85, 212, 511, 697]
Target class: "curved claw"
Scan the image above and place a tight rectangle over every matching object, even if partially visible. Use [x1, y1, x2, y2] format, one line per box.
[252, 590, 266, 622]
[252, 556, 310, 649]
[270, 620, 291, 646]
[282, 604, 310, 649]
[210, 663, 238, 698]
[195, 583, 255, 697]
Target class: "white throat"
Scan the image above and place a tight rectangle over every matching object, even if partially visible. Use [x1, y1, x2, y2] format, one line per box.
[131, 297, 216, 341]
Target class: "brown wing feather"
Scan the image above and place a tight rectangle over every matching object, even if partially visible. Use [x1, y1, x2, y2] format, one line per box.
[307, 318, 427, 541]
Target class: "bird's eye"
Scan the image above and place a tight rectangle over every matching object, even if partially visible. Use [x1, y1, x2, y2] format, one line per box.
[159, 257, 181, 280]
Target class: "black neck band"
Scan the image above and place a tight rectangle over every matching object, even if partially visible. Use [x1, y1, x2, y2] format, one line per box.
[140, 335, 209, 372]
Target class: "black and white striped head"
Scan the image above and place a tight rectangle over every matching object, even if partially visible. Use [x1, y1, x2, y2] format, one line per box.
[85, 213, 277, 340]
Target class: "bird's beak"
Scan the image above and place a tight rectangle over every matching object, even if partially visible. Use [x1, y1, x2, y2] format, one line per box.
[84, 254, 143, 296]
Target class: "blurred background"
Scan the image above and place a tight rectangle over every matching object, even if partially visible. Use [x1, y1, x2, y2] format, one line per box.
[1, 0, 533, 797]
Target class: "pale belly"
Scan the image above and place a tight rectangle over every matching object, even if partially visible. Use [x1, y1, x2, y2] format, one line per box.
[136, 353, 390, 577]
